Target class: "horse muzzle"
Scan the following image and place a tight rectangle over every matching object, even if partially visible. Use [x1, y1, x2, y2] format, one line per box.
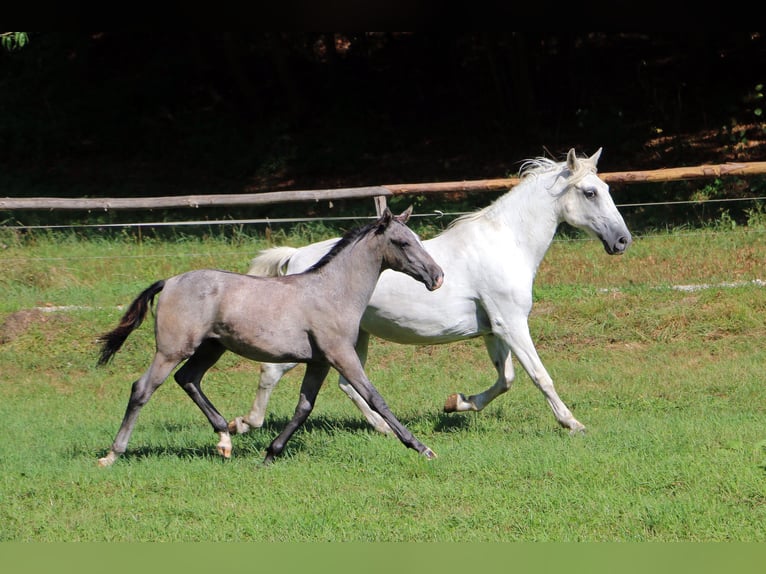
[428, 272, 445, 291]
[602, 232, 632, 255]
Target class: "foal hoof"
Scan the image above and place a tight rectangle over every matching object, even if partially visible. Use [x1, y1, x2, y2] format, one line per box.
[97, 451, 118, 467]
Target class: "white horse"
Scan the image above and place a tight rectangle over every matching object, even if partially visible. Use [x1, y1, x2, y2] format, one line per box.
[230, 148, 632, 437]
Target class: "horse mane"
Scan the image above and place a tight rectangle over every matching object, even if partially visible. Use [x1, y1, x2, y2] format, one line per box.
[519, 153, 596, 186]
[305, 219, 378, 272]
[447, 152, 597, 229]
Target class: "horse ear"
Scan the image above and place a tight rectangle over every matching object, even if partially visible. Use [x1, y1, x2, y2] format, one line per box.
[566, 148, 578, 172]
[589, 147, 603, 166]
[379, 207, 394, 227]
[395, 205, 413, 224]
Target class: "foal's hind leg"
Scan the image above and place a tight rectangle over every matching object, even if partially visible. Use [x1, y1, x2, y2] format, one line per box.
[173, 339, 232, 458]
[263, 361, 331, 464]
[98, 353, 180, 467]
[228, 361, 300, 435]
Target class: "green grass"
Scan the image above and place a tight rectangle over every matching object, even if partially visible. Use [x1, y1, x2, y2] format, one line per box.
[1, 227, 765, 541]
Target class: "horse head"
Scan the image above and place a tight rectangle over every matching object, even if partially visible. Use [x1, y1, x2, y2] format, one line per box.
[559, 148, 632, 255]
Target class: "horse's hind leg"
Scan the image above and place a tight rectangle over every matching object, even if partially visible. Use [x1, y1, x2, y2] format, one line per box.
[228, 361, 300, 435]
[98, 353, 179, 467]
[173, 340, 231, 458]
[264, 361, 331, 464]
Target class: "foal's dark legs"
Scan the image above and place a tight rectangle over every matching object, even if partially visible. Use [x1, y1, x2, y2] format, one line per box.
[98, 353, 180, 467]
[334, 356, 436, 459]
[264, 361, 331, 465]
[173, 339, 232, 458]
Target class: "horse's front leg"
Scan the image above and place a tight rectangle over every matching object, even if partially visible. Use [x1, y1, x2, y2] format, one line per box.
[264, 361, 331, 464]
[228, 361, 300, 435]
[336, 330, 394, 435]
[507, 321, 584, 432]
[332, 351, 435, 459]
[445, 318, 585, 433]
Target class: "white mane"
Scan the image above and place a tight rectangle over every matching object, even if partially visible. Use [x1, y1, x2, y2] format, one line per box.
[448, 152, 597, 229]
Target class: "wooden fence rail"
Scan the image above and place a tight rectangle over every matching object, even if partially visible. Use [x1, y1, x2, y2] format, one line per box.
[2, 161, 766, 212]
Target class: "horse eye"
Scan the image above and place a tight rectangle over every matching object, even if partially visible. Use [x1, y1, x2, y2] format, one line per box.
[583, 189, 597, 199]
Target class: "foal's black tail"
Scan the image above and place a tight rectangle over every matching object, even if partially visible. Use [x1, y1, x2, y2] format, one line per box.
[97, 280, 165, 366]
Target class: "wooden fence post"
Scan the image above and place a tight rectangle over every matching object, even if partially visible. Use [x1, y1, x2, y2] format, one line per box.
[374, 195, 387, 216]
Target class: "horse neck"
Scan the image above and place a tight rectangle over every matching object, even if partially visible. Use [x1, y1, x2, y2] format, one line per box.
[317, 235, 383, 310]
[483, 173, 562, 266]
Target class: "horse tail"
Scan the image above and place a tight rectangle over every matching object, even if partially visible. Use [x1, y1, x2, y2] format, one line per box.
[247, 246, 297, 277]
[96, 280, 165, 366]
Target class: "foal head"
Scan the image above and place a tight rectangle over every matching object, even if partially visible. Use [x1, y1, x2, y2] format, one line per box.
[307, 207, 444, 292]
[376, 206, 443, 291]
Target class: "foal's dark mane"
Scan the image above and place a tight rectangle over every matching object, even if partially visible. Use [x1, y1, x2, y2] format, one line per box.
[306, 218, 382, 272]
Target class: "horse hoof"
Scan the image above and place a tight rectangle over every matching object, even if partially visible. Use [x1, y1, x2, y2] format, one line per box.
[228, 417, 250, 435]
[443, 393, 464, 412]
[422, 448, 437, 459]
[568, 425, 586, 436]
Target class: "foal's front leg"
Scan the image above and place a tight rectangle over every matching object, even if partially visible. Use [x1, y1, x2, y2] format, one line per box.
[263, 361, 331, 464]
[332, 351, 436, 459]
[336, 330, 394, 435]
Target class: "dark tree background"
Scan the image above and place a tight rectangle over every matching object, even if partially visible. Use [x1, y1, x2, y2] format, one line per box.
[1, 32, 765, 225]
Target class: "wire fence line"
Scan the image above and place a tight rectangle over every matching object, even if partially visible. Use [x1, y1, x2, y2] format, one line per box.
[3, 195, 766, 232]
[2, 160, 766, 232]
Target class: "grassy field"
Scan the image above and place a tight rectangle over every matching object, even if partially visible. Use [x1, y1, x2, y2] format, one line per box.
[1, 224, 765, 541]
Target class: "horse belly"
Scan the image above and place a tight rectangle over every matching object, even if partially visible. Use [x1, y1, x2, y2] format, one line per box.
[361, 300, 481, 344]
[216, 318, 314, 363]
[207, 278, 318, 361]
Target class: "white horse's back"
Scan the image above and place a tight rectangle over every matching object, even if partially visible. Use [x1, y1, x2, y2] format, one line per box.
[248, 238, 338, 276]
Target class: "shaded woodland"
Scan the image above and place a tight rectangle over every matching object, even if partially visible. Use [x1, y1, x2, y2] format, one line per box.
[1, 32, 765, 229]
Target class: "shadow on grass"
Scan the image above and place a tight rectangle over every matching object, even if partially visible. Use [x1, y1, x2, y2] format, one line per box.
[88, 411, 475, 464]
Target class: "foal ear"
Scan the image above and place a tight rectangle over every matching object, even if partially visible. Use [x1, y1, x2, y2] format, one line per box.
[379, 207, 394, 227]
[395, 205, 413, 224]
